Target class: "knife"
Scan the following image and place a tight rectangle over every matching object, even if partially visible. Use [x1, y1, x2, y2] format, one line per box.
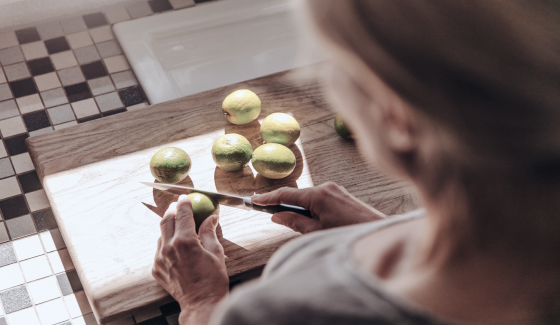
[141, 182, 312, 218]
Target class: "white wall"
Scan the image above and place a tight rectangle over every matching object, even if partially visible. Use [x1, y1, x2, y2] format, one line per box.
[0, 0, 132, 30]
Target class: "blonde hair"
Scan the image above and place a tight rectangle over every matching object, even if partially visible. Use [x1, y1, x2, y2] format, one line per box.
[305, 0, 560, 269]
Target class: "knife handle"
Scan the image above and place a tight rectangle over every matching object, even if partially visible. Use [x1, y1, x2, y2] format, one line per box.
[252, 203, 312, 218]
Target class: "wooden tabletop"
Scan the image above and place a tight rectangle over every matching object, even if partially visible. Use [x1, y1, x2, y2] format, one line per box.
[27, 67, 418, 324]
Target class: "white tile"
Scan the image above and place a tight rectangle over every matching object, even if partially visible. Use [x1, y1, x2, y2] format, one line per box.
[66, 31, 93, 49]
[54, 121, 78, 130]
[170, 0, 195, 9]
[29, 126, 53, 137]
[13, 235, 44, 261]
[25, 190, 50, 212]
[64, 291, 92, 318]
[0, 176, 21, 200]
[105, 7, 131, 24]
[0, 116, 26, 137]
[6, 307, 41, 325]
[16, 94, 44, 114]
[0, 69, 6, 84]
[20, 255, 52, 281]
[104, 55, 130, 74]
[48, 249, 73, 274]
[0, 141, 7, 158]
[11, 153, 35, 174]
[73, 313, 98, 325]
[50, 51, 78, 70]
[0, 263, 25, 291]
[21, 41, 49, 61]
[134, 306, 162, 322]
[89, 26, 113, 44]
[27, 276, 61, 304]
[39, 231, 55, 252]
[126, 102, 148, 111]
[71, 98, 99, 119]
[36, 298, 69, 325]
[0, 31, 18, 50]
[34, 73, 62, 92]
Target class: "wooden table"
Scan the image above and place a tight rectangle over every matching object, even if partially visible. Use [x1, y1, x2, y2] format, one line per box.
[27, 67, 418, 324]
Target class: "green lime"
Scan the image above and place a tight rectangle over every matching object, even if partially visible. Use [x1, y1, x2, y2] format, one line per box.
[260, 113, 301, 147]
[188, 193, 219, 232]
[222, 89, 261, 125]
[251, 143, 296, 179]
[334, 113, 353, 139]
[212, 134, 253, 171]
[150, 147, 192, 184]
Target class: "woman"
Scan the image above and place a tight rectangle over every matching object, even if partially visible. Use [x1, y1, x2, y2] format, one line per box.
[152, 0, 560, 324]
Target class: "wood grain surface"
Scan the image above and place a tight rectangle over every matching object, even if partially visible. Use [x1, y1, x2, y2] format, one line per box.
[27, 67, 418, 324]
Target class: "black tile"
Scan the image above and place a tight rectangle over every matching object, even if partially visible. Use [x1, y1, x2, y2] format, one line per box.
[149, 0, 173, 13]
[64, 82, 92, 102]
[27, 57, 55, 76]
[0, 196, 29, 220]
[23, 110, 51, 132]
[83, 12, 108, 29]
[4, 134, 29, 156]
[9, 78, 37, 98]
[194, 0, 213, 3]
[32, 209, 57, 231]
[160, 301, 180, 316]
[77, 114, 101, 124]
[17, 171, 42, 193]
[102, 108, 126, 117]
[119, 86, 146, 106]
[137, 316, 169, 325]
[80, 61, 107, 80]
[15, 27, 41, 44]
[44, 37, 70, 55]
[67, 270, 83, 292]
[56, 273, 72, 296]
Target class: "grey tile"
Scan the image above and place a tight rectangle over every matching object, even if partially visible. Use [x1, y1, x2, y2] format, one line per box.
[74, 45, 101, 65]
[95, 92, 123, 112]
[0, 47, 24, 66]
[61, 17, 88, 34]
[47, 104, 75, 125]
[126, 1, 153, 19]
[83, 314, 98, 325]
[59, 322, 71, 325]
[111, 70, 138, 89]
[29, 127, 53, 137]
[0, 99, 18, 120]
[40, 88, 68, 108]
[56, 273, 72, 295]
[57, 66, 85, 86]
[0, 158, 15, 179]
[3, 62, 30, 82]
[0, 223, 9, 243]
[95, 40, 122, 59]
[37, 22, 64, 40]
[87, 76, 114, 96]
[0, 243, 17, 267]
[0, 286, 32, 313]
[0, 317, 6, 325]
[5, 215, 36, 239]
[0, 84, 13, 101]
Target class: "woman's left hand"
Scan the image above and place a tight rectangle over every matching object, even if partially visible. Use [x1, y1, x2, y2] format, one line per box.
[153, 195, 229, 325]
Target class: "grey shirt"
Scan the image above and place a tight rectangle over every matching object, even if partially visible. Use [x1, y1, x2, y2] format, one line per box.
[210, 209, 452, 325]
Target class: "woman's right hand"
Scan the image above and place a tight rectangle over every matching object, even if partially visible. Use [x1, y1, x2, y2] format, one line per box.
[251, 182, 386, 234]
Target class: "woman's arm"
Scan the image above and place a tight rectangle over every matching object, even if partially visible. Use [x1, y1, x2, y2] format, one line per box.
[252, 182, 386, 234]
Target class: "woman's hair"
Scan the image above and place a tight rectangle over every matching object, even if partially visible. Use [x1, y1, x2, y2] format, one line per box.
[305, 0, 560, 271]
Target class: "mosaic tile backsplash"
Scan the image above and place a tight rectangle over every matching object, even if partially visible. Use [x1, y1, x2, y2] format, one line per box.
[0, 0, 214, 324]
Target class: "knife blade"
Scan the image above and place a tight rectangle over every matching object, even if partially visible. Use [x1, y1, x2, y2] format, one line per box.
[141, 182, 312, 218]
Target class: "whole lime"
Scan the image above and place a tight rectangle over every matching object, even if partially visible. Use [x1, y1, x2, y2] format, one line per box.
[260, 113, 301, 147]
[212, 134, 253, 171]
[222, 89, 261, 125]
[251, 143, 296, 179]
[188, 193, 219, 232]
[334, 113, 353, 139]
[150, 147, 191, 184]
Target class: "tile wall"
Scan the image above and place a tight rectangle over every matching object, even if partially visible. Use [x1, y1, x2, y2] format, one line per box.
[0, 0, 213, 324]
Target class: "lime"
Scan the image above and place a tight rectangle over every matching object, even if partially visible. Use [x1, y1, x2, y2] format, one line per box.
[222, 89, 261, 125]
[260, 113, 301, 147]
[251, 143, 296, 179]
[212, 134, 253, 171]
[150, 147, 191, 184]
[188, 193, 219, 232]
[334, 113, 353, 139]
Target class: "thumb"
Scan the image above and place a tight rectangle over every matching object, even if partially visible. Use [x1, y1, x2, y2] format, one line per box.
[199, 215, 224, 259]
[272, 212, 322, 234]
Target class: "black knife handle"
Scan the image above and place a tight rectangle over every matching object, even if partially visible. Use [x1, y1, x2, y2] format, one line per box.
[252, 203, 312, 218]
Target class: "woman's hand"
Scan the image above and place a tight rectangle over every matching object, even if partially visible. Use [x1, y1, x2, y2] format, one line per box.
[153, 195, 229, 325]
[252, 182, 386, 234]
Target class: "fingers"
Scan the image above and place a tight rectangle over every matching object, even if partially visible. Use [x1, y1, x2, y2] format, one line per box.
[271, 212, 322, 234]
[252, 187, 314, 208]
[199, 215, 224, 259]
[174, 195, 197, 238]
[160, 202, 177, 242]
